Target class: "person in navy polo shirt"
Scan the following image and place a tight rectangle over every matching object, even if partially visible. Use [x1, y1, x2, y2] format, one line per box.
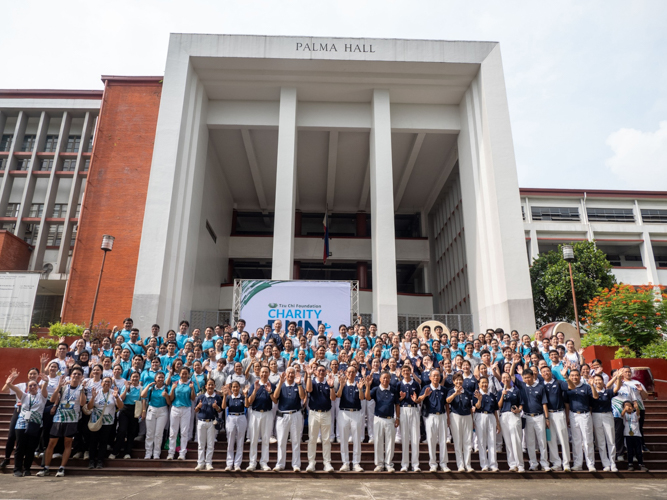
[193, 379, 222, 471]
[566, 369, 598, 471]
[539, 364, 571, 471]
[397, 363, 421, 472]
[446, 372, 474, 472]
[246, 367, 275, 471]
[336, 366, 367, 472]
[366, 372, 400, 472]
[472, 376, 500, 471]
[271, 367, 306, 472]
[418, 369, 450, 472]
[305, 364, 336, 472]
[514, 368, 550, 471]
[221, 380, 247, 471]
[497, 371, 524, 472]
[592, 372, 622, 472]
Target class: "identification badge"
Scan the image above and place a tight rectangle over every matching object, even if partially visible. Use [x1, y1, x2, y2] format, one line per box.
[63, 403, 72, 409]
[146, 409, 153, 421]
[629, 430, 634, 436]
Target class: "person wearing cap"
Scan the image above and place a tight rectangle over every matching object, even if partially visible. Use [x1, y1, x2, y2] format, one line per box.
[539, 364, 571, 471]
[565, 369, 598, 472]
[366, 371, 400, 472]
[305, 364, 336, 472]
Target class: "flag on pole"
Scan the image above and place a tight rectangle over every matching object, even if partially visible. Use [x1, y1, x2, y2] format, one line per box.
[323, 211, 330, 264]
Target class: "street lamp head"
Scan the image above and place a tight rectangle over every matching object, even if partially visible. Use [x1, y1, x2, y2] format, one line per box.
[562, 244, 574, 262]
[101, 234, 115, 252]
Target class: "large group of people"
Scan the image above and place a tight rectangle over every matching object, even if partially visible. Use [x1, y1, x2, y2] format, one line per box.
[1, 317, 651, 477]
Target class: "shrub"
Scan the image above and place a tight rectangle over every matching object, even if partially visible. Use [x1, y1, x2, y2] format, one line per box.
[580, 332, 620, 349]
[614, 346, 637, 359]
[0, 331, 58, 349]
[641, 340, 667, 360]
[48, 322, 85, 338]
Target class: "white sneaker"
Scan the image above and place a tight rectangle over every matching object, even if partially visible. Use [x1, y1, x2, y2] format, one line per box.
[518, 467, 525, 473]
[272, 465, 283, 472]
[234, 466, 242, 471]
[551, 465, 562, 471]
[430, 465, 438, 472]
[83, 452, 89, 460]
[508, 466, 518, 472]
[441, 466, 451, 472]
[167, 455, 174, 460]
[293, 467, 300, 472]
[269, 437, 277, 444]
[144, 455, 151, 460]
[571, 466, 582, 471]
[108, 454, 116, 460]
[224, 465, 232, 471]
[611, 465, 618, 472]
[368, 438, 374, 444]
[261, 464, 271, 471]
[374, 465, 384, 472]
[564, 466, 571, 472]
[53, 453, 62, 459]
[177, 455, 186, 460]
[72, 452, 83, 459]
[466, 467, 474, 473]
[195, 464, 205, 471]
[306, 463, 316, 472]
[458, 467, 465, 472]
[602, 466, 610, 472]
[55, 468, 65, 477]
[246, 465, 256, 471]
[245, 439, 250, 444]
[400, 467, 408, 472]
[386, 466, 395, 473]
[339, 463, 350, 472]
[206, 464, 214, 471]
[481, 466, 489, 472]
[353, 464, 364, 472]
[543, 466, 551, 472]
[324, 464, 334, 472]
[413, 466, 421, 472]
[490, 467, 498, 472]
[588, 467, 596, 472]
[123, 454, 131, 459]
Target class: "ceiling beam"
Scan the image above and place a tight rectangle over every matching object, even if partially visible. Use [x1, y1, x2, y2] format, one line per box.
[358, 158, 371, 211]
[423, 144, 458, 215]
[240, 128, 268, 212]
[326, 131, 338, 210]
[394, 132, 426, 209]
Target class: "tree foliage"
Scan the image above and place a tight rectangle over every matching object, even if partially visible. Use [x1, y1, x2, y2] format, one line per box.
[530, 241, 617, 327]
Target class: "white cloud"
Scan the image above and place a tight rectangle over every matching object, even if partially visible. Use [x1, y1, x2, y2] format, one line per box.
[605, 122, 667, 190]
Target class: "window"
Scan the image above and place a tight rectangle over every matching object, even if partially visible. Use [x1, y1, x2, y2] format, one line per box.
[83, 158, 90, 171]
[0, 134, 13, 152]
[24, 223, 39, 244]
[40, 159, 53, 171]
[1, 222, 16, 232]
[641, 209, 667, 224]
[522, 206, 525, 220]
[28, 203, 44, 218]
[46, 224, 64, 246]
[65, 135, 81, 153]
[233, 212, 275, 235]
[70, 224, 78, 247]
[51, 204, 68, 218]
[87, 136, 94, 152]
[0, 158, 7, 170]
[15, 158, 31, 171]
[231, 260, 273, 280]
[61, 159, 77, 171]
[586, 208, 635, 223]
[395, 214, 421, 238]
[21, 135, 36, 152]
[43, 135, 58, 152]
[531, 206, 580, 221]
[75, 203, 81, 217]
[4, 203, 20, 217]
[31, 295, 63, 327]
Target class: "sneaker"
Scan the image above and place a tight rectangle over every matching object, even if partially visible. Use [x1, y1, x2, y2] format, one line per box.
[273, 466, 284, 472]
[13, 470, 23, 477]
[551, 465, 562, 471]
[602, 466, 610, 472]
[324, 464, 334, 472]
[306, 463, 316, 472]
[234, 466, 242, 471]
[108, 454, 116, 460]
[293, 467, 300, 472]
[368, 438, 374, 444]
[206, 464, 214, 471]
[224, 465, 232, 471]
[386, 466, 395, 473]
[529, 466, 538, 471]
[611, 465, 618, 472]
[1, 459, 10, 468]
[96, 461, 103, 469]
[489, 467, 498, 472]
[245, 439, 250, 444]
[36, 468, 50, 477]
[123, 454, 131, 459]
[571, 466, 582, 471]
[458, 467, 465, 472]
[246, 465, 256, 472]
[564, 467, 572, 472]
[588, 467, 597, 472]
[55, 467, 65, 477]
[353, 464, 364, 472]
[373, 465, 384, 472]
[269, 437, 277, 444]
[466, 467, 474, 473]
[88, 461, 95, 469]
[517, 467, 525, 473]
[261, 464, 271, 471]
[339, 463, 350, 472]
[508, 466, 517, 472]
[23, 470, 31, 477]
[144, 455, 151, 460]
[430, 465, 438, 472]
[441, 466, 451, 472]
[84, 452, 89, 460]
[72, 452, 83, 459]
[52, 453, 62, 459]
[642, 445, 650, 453]
[481, 466, 489, 472]
[167, 455, 174, 460]
[413, 466, 421, 472]
[627, 465, 634, 471]
[400, 467, 408, 472]
[38, 452, 44, 458]
[177, 455, 186, 460]
[543, 466, 551, 472]
[640, 465, 649, 472]
[195, 464, 205, 471]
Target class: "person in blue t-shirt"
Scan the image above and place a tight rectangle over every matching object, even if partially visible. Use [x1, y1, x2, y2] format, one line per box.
[115, 318, 134, 343]
[176, 320, 190, 350]
[165, 367, 195, 460]
[140, 373, 169, 459]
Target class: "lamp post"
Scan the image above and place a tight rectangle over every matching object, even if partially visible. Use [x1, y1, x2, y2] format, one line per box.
[562, 244, 581, 336]
[90, 235, 114, 329]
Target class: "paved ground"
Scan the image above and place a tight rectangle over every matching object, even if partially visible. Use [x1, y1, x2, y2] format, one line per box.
[0, 477, 666, 500]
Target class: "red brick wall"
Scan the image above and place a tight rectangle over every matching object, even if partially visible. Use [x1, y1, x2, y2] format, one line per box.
[0, 230, 32, 270]
[62, 77, 162, 327]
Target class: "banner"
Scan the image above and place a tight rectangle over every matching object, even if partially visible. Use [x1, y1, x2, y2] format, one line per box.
[239, 280, 351, 337]
[0, 272, 41, 336]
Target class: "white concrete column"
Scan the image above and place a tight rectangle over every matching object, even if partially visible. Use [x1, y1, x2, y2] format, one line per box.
[369, 89, 398, 332]
[641, 229, 659, 286]
[271, 87, 298, 280]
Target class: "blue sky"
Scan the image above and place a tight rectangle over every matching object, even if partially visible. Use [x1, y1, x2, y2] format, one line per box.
[1, 0, 665, 191]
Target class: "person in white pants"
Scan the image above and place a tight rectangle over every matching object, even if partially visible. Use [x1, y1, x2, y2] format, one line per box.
[166, 368, 196, 460]
[514, 369, 550, 471]
[329, 360, 341, 443]
[336, 367, 367, 472]
[540, 365, 571, 472]
[140, 375, 169, 459]
[246, 367, 276, 471]
[472, 377, 500, 472]
[591, 373, 622, 472]
[566, 369, 598, 472]
[497, 372, 524, 472]
[272, 367, 306, 471]
[446, 372, 474, 472]
[365, 359, 381, 443]
[366, 372, 400, 472]
[417, 369, 450, 472]
[398, 364, 422, 472]
[194, 379, 223, 471]
[305, 365, 336, 472]
[221, 381, 247, 471]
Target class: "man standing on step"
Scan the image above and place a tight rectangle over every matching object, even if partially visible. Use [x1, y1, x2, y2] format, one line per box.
[336, 366, 367, 472]
[514, 368, 551, 471]
[366, 371, 400, 472]
[305, 364, 336, 472]
[272, 367, 305, 472]
[418, 368, 450, 473]
[540, 364, 571, 472]
[246, 367, 276, 472]
[397, 363, 422, 472]
[566, 369, 598, 472]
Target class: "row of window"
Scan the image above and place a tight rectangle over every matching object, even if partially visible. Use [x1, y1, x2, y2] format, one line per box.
[1, 157, 90, 172]
[0, 222, 77, 247]
[0, 134, 93, 153]
[3, 203, 80, 218]
[529, 206, 667, 224]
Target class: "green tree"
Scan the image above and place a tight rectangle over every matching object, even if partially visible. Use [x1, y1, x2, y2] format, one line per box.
[530, 241, 616, 326]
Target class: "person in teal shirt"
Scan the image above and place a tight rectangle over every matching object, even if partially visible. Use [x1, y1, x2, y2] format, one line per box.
[191, 361, 207, 394]
[176, 320, 190, 350]
[141, 358, 164, 385]
[141, 373, 169, 459]
[166, 368, 196, 460]
[160, 342, 180, 372]
[115, 318, 135, 343]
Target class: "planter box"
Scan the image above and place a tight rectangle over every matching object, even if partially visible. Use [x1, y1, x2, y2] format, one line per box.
[611, 357, 667, 381]
[0, 347, 55, 392]
[582, 345, 619, 375]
